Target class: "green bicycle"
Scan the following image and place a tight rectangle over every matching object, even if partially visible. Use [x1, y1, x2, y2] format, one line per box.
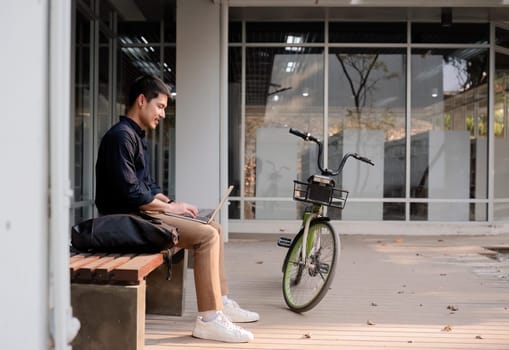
[278, 128, 374, 312]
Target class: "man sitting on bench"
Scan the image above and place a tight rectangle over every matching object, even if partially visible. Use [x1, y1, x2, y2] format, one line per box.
[95, 74, 259, 343]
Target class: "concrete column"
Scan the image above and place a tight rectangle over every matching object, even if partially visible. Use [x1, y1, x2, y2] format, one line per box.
[0, 1, 49, 349]
[176, 0, 221, 208]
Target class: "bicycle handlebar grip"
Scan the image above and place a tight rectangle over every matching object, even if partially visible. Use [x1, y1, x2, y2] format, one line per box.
[353, 153, 375, 166]
[289, 128, 310, 140]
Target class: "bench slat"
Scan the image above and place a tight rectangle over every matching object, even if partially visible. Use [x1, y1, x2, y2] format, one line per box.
[69, 253, 91, 264]
[93, 255, 135, 282]
[73, 255, 120, 282]
[111, 254, 164, 284]
[70, 255, 105, 277]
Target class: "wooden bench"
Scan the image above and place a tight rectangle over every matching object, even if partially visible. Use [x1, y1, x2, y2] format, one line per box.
[70, 247, 186, 350]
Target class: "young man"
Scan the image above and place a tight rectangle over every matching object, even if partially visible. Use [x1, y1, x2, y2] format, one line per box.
[95, 75, 259, 343]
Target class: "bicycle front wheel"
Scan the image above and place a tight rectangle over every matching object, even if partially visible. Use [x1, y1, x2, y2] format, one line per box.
[282, 220, 339, 312]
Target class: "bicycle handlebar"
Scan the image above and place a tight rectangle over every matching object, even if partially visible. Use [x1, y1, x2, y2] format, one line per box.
[289, 128, 374, 175]
[352, 153, 375, 166]
[289, 128, 318, 142]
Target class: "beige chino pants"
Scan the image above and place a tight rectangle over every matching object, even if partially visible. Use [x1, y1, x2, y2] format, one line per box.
[154, 213, 228, 312]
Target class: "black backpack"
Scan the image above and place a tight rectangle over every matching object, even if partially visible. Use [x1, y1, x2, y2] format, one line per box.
[71, 213, 178, 253]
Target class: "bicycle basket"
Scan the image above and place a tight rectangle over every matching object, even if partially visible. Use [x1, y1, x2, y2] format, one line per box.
[293, 179, 348, 209]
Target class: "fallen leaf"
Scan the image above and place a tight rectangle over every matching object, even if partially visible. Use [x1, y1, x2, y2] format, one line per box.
[367, 320, 376, 326]
[447, 305, 459, 312]
[442, 325, 452, 332]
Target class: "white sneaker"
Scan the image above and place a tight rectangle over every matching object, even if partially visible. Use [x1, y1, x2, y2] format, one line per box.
[223, 299, 260, 323]
[192, 312, 254, 343]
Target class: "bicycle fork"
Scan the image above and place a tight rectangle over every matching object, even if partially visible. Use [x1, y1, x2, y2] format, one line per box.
[278, 212, 320, 268]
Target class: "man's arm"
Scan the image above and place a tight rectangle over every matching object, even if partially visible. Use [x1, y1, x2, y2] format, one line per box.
[140, 194, 199, 217]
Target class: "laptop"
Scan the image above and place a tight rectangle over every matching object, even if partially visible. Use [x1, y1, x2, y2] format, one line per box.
[162, 185, 234, 224]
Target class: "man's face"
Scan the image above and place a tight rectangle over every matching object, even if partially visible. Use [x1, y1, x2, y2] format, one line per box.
[139, 93, 168, 130]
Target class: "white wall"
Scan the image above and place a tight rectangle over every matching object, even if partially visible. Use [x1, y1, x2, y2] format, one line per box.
[176, 0, 221, 208]
[0, 1, 49, 349]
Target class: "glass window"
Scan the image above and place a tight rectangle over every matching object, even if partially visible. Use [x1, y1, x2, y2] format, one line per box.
[99, 0, 114, 30]
[163, 0, 176, 43]
[328, 48, 406, 220]
[246, 22, 324, 43]
[228, 47, 242, 202]
[74, 9, 94, 222]
[496, 27, 509, 49]
[412, 23, 489, 44]
[494, 52, 509, 210]
[229, 21, 242, 43]
[97, 32, 112, 140]
[411, 48, 488, 221]
[329, 22, 406, 43]
[411, 203, 487, 221]
[118, 22, 160, 45]
[245, 47, 324, 219]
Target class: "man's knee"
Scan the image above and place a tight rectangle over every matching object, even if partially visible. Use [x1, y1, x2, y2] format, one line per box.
[193, 225, 220, 250]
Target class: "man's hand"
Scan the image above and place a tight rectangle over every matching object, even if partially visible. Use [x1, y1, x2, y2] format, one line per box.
[167, 201, 199, 217]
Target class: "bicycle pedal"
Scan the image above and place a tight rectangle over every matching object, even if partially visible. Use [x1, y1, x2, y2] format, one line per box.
[318, 263, 330, 274]
[277, 237, 292, 248]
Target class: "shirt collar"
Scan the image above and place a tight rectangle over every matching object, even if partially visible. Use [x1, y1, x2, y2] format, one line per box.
[120, 116, 146, 138]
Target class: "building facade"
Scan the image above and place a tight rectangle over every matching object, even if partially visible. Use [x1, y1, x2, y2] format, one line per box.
[73, 0, 509, 235]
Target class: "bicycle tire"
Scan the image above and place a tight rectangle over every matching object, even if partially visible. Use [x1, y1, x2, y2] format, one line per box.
[282, 220, 340, 312]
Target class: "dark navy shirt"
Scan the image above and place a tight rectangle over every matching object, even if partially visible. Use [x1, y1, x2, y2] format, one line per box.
[95, 116, 161, 214]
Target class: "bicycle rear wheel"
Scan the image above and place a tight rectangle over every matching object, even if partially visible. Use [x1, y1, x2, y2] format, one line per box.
[282, 220, 339, 312]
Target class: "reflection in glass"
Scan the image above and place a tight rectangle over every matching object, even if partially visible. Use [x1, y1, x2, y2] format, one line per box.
[329, 22, 405, 43]
[243, 201, 308, 220]
[412, 23, 489, 44]
[494, 52, 509, 211]
[228, 47, 242, 205]
[411, 203, 487, 221]
[411, 48, 488, 221]
[329, 48, 406, 220]
[245, 47, 324, 219]
[246, 22, 324, 43]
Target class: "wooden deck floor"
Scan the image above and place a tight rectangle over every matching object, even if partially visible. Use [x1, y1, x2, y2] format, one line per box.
[145, 234, 509, 350]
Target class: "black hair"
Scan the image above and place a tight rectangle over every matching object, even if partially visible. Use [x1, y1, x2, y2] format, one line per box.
[127, 74, 171, 108]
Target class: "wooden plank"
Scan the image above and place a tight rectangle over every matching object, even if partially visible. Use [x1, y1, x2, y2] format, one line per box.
[111, 254, 164, 284]
[93, 255, 135, 282]
[70, 255, 104, 278]
[69, 253, 91, 264]
[73, 255, 120, 282]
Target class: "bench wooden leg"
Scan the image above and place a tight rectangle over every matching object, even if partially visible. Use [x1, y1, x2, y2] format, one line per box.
[71, 282, 146, 350]
[146, 249, 187, 316]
